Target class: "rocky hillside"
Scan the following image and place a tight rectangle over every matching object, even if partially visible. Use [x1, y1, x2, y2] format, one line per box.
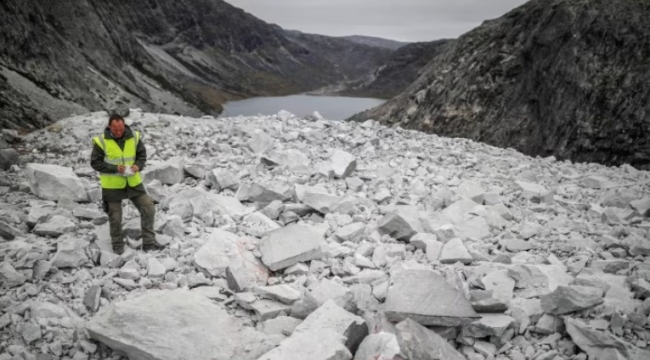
[0, 0, 392, 130]
[0, 110, 649, 359]
[342, 35, 408, 50]
[350, 0, 650, 170]
[340, 39, 451, 99]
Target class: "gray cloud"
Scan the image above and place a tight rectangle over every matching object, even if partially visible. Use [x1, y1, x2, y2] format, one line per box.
[225, 0, 529, 42]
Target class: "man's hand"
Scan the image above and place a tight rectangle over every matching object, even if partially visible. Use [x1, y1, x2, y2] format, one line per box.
[117, 165, 126, 174]
[131, 165, 140, 173]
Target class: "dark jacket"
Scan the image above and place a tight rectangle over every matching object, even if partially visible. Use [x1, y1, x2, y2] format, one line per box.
[90, 125, 147, 202]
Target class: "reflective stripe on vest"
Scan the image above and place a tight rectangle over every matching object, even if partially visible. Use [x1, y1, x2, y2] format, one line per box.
[93, 132, 143, 189]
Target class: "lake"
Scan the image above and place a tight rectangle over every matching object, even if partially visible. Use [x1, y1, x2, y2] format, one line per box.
[220, 95, 385, 120]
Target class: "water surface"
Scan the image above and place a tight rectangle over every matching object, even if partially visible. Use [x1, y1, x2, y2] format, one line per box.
[220, 95, 385, 120]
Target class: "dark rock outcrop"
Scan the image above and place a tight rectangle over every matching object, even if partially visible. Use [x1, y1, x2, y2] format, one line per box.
[341, 39, 451, 99]
[350, 0, 650, 169]
[0, 0, 393, 130]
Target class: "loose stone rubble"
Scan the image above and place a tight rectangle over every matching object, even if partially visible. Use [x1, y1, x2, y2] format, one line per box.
[0, 110, 650, 360]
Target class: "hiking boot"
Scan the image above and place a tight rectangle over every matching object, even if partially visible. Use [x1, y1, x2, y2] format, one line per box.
[142, 241, 166, 252]
[113, 246, 125, 255]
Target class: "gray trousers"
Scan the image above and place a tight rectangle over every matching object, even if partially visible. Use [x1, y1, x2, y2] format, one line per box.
[107, 194, 156, 249]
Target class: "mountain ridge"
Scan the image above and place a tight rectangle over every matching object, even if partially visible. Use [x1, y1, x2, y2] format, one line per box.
[0, 0, 394, 130]
[350, 0, 650, 169]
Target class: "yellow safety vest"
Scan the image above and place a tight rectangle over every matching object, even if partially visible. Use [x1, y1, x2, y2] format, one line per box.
[92, 132, 143, 189]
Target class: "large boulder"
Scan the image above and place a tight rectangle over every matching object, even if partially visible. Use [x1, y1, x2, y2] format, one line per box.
[565, 318, 650, 360]
[293, 300, 367, 353]
[384, 269, 479, 326]
[142, 158, 184, 185]
[330, 150, 357, 178]
[377, 206, 427, 241]
[259, 224, 326, 271]
[261, 149, 311, 170]
[33, 215, 76, 237]
[168, 188, 248, 219]
[395, 318, 465, 360]
[257, 329, 351, 360]
[51, 236, 89, 268]
[87, 290, 279, 360]
[0, 148, 18, 170]
[26, 163, 88, 202]
[194, 229, 268, 284]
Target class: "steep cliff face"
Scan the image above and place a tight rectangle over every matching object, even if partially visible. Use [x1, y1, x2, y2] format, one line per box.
[341, 39, 451, 99]
[351, 0, 650, 169]
[0, 0, 393, 130]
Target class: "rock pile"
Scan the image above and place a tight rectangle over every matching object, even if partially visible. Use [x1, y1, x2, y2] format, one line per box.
[0, 110, 649, 360]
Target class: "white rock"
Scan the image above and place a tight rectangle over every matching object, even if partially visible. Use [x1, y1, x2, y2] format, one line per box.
[142, 158, 184, 185]
[293, 300, 367, 352]
[330, 150, 357, 179]
[439, 238, 472, 265]
[34, 215, 76, 237]
[87, 290, 278, 360]
[26, 163, 88, 202]
[257, 328, 351, 360]
[259, 224, 326, 271]
[51, 236, 89, 268]
[147, 258, 166, 279]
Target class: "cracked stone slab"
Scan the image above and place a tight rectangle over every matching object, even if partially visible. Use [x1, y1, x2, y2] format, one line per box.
[87, 289, 279, 360]
[259, 224, 325, 271]
[384, 269, 479, 326]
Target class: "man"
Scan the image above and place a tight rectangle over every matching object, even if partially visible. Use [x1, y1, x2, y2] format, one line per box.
[90, 114, 165, 254]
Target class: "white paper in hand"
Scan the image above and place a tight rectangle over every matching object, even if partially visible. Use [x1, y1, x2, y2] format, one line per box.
[123, 167, 133, 176]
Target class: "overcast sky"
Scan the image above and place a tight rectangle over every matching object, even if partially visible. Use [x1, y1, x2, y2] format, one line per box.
[225, 0, 529, 42]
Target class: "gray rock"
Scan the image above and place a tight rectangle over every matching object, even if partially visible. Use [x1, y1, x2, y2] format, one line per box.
[237, 182, 291, 206]
[395, 318, 465, 360]
[515, 181, 553, 203]
[33, 215, 76, 237]
[249, 299, 293, 321]
[565, 318, 650, 360]
[26, 163, 88, 202]
[462, 314, 515, 338]
[106, 101, 130, 118]
[194, 229, 268, 281]
[303, 192, 344, 214]
[439, 238, 472, 265]
[0, 261, 27, 288]
[207, 169, 239, 191]
[51, 236, 88, 268]
[84, 285, 101, 312]
[147, 258, 166, 279]
[330, 150, 357, 178]
[257, 329, 351, 360]
[0, 148, 18, 170]
[540, 285, 604, 315]
[183, 164, 205, 179]
[87, 289, 279, 360]
[142, 158, 184, 185]
[456, 180, 486, 204]
[384, 269, 479, 326]
[248, 131, 274, 155]
[502, 239, 532, 252]
[262, 149, 310, 170]
[353, 332, 401, 360]
[257, 316, 302, 337]
[293, 300, 368, 352]
[259, 224, 325, 271]
[0, 220, 23, 240]
[377, 206, 425, 241]
[226, 264, 253, 292]
[22, 322, 42, 344]
[630, 197, 650, 216]
[255, 284, 302, 304]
